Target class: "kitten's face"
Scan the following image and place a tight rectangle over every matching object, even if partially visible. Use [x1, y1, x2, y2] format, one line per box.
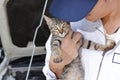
[44, 15, 70, 37]
[50, 20, 70, 37]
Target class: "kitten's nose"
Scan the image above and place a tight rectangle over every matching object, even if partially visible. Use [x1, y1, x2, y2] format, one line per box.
[59, 29, 63, 34]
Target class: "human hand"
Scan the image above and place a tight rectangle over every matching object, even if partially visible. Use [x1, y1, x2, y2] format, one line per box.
[60, 29, 82, 65]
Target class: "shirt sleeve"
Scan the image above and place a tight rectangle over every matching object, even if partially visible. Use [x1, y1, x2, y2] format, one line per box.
[42, 34, 57, 80]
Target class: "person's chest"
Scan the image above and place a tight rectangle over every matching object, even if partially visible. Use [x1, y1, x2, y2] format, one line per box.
[80, 27, 120, 80]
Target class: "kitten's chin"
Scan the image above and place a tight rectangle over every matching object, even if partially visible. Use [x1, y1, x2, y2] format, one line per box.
[59, 33, 66, 37]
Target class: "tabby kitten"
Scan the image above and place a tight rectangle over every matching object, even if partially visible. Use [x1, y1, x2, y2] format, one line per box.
[44, 15, 116, 80]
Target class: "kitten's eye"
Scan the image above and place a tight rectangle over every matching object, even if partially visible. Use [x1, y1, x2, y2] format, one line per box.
[54, 25, 58, 30]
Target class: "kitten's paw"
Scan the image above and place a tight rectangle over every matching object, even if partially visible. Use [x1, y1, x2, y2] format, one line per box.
[53, 57, 62, 63]
[105, 41, 116, 51]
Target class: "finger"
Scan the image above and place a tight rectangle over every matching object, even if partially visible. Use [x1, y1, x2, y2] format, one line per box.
[65, 29, 73, 38]
[76, 41, 81, 49]
[72, 32, 82, 43]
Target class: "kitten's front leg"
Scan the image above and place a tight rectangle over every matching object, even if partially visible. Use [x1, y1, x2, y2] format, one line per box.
[51, 40, 63, 63]
[52, 48, 63, 63]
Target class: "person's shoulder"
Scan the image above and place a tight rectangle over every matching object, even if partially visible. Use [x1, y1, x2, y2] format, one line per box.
[70, 18, 86, 31]
[71, 18, 102, 32]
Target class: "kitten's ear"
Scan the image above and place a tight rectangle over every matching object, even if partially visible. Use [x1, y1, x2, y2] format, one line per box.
[44, 15, 53, 26]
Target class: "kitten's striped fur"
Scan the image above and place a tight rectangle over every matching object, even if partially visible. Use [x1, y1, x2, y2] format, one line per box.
[44, 15, 116, 80]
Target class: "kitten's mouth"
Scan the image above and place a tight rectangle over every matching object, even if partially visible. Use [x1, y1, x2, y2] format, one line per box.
[59, 33, 66, 37]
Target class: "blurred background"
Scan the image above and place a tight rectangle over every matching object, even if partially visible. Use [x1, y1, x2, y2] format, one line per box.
[0, 0, 52, 80]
